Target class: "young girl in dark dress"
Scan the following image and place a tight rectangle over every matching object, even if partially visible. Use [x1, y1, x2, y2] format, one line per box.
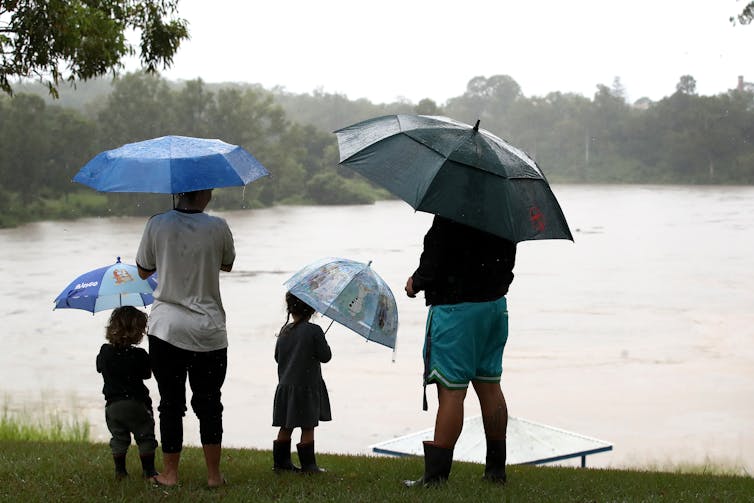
[272, 292, 332, 473]
[96, 306, 158, 480]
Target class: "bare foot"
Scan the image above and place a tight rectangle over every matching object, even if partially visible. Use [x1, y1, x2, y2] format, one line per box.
[153, 472, 179, 487]
[207, 474, 226, 489]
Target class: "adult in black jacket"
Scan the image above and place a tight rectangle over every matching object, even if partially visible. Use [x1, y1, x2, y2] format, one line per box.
[404, 216, 516, 486]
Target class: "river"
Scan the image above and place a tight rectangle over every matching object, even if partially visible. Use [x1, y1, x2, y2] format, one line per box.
[1, 185, 752, 472]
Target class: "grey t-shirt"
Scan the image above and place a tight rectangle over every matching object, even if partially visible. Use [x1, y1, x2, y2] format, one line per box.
[136, 209, 235, 352]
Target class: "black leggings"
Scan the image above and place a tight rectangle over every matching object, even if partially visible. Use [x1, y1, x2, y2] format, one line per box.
[148, 335, 227, 453]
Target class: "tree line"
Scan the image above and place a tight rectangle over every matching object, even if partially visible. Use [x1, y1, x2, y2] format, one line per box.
[1, 72, 753, 228]
[0, 73, 386, 227]
[275, 74, 754, 185]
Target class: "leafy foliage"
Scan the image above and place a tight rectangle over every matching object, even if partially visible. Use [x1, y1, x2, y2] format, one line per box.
[1, 72, 753, 228]
[0, 0, 188, 97]
[440, 75, 754, 185]
[732, 1, 754, 24]
[0, 72, 391, 226]
[272, 88, 415, 133]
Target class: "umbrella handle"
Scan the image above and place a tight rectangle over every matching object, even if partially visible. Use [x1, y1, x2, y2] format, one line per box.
[323, 319, 335, 335]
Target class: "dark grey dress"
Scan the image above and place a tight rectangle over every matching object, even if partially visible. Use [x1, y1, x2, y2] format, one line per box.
[273, 321, 332, 428]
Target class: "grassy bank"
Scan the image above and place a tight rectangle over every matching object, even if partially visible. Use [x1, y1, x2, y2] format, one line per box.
[0, 440, 752, 502]
[0, 405, 89, 443]
[0, 411, 750, 501]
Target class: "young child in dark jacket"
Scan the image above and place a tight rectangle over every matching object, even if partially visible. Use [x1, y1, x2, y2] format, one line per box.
[96, 306, 158, 480]
[272, 292, 332, 473]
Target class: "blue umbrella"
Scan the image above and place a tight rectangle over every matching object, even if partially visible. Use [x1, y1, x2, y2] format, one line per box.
[73, 135, 269, 194]
[53, 257, 158, 313]
[284, 257, 398, 352]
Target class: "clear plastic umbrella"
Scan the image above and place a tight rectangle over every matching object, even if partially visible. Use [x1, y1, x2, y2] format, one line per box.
[284, 257, 398, 357]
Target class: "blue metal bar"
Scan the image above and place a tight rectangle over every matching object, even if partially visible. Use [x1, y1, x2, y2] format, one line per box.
[526, 446, 613, 466]
[372, 444, 613, 466]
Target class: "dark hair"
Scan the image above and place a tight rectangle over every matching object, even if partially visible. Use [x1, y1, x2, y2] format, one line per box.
[277, 291, 315, 336]
[106, 306, 147, 347]
[177, 189, 212, 202]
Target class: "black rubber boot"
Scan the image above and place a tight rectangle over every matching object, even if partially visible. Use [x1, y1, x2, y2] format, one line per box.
[296, 441, 325, 473]
[403, 441, 453, 487]
[140, 452, 159, 478]
[113, 453, 128, 479]
[482, 438, 507, 484]
[273, 440, 300, 473]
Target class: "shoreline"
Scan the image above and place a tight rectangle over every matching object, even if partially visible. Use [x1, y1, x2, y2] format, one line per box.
[3, 182, 754, 231]
[2, 394, 751, 478]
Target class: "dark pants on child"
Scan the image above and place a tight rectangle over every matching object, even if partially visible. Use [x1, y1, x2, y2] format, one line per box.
[148, 335, 227, 453]
[105, 399, 158, 456]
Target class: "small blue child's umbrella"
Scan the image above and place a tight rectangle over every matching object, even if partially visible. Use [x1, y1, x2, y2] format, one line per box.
[284, 257, 399, 359]
[53, 257, 158, 313]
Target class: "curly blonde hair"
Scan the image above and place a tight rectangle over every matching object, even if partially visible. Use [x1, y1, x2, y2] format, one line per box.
[106, 306, 147, 347]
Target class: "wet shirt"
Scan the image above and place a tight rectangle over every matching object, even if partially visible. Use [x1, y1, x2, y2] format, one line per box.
[411, 216, 517, 306]
[136, 209, 235, 352]
[96, 344, 152, 407]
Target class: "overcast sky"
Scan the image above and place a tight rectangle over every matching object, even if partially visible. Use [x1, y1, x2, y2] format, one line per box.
[144, 0, 753, 104]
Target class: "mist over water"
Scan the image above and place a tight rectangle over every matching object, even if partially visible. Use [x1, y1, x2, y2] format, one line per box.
[2, 185, 752, 472]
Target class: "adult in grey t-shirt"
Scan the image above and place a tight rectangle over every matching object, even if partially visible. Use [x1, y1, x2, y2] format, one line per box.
[136, 189, 234, 488]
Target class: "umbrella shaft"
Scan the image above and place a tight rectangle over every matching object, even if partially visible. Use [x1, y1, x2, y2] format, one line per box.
[324, 319, 335, 335]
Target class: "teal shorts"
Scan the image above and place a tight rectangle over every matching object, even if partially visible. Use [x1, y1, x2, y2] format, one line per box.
[423, 296, 509, 389]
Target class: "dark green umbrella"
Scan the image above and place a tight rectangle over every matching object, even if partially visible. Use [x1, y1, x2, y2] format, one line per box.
[334, 114, 573, 243]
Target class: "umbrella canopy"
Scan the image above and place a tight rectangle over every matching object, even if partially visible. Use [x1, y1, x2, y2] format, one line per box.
[283, 257, 398, 350]
[334, 114, 573, 243]
[73, 135, 269, 194]
[53, 257, 158, 313]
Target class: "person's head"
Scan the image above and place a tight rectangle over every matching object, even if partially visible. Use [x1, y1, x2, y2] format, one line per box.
[175, 189, 213, 210]
[285, 291, 315, 320]
[278, 292, 315, 336]
[106, 306, 148, 347]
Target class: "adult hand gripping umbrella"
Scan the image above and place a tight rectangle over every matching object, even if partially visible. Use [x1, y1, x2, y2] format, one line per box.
[73, 135, 269, 194]
[53, 257, 158, 313]
[334, 114, 573, 243]
[284, 257, 398, 359]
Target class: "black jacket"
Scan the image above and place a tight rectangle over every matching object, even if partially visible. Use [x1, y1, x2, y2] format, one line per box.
[411, 216, 516, 306]
[96, 344, 152, 407]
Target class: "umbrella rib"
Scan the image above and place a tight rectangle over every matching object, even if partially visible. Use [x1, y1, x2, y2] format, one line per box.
[401, 130, 467, 164]
[413, 129, 541, 180]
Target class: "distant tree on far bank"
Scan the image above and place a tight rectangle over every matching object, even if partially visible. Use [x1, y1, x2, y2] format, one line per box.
[0, 0, 188, 97]
[676, 75, 698, 95]
[414, 98, 441, 115]
[732, 2, 754, 24]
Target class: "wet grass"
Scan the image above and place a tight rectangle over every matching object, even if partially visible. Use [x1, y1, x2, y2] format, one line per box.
[0, 405, 90, 442]
[0, 440, 752, 502]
